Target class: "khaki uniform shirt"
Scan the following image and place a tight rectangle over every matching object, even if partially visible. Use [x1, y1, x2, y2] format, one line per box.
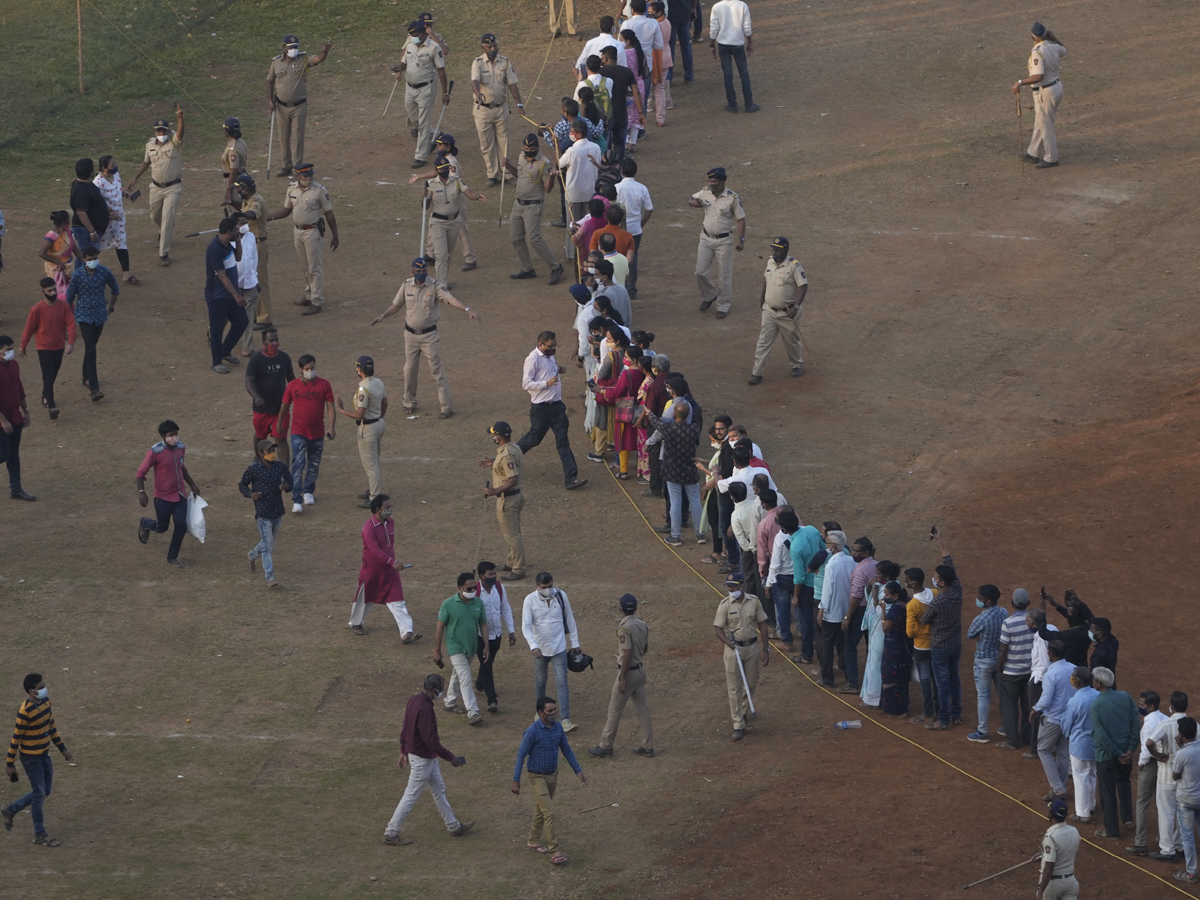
[764, 256, 806, 311]
[1040, 822, 1079, 877]
[221, 137, 248, 175]
[143, 133, 184, 184]
[471, 54, 518, 104]
[713, 593, 766, 642]
[617, 614, 649, 667]
[270, 52, 310, 104]
[389, 276, 457, 330]
[354, 376, 386, 420]
[492, 442, 523, 491]
[690, 187, 745, 235]
[515, 154, 552, 201]
[427, 176, 464, 218]
[240, 193, 268, 242]
[403, 40, 444, 86]
[285, 180, 333, 227]
[1028, 40, 1066, 83]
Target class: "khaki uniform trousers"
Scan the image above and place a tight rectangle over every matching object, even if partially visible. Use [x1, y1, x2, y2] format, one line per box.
[752, 305, 804, 376]
[496, 492, 526, 575]
[473, 104, 510, 182]
[405, 83, 437, 161]
[255, 240, 273, 324]
[1028, 82, 1063, 164]
[429, 216, 460, 286]
[549, 0, 576, 34]
[425, 195, 476, 266]
[511, 201, 559, 272]
[277, 102, 307, 171]
[696, 231, 735, 314]
[403, 328, 452, 414]
[1041, 876, 1078, 900]
[597, 666, 652, 751]
[149, 181, 183, 256]
[239, 287, 260, 354]
[357, 418, 385, 498]
[293, 226, 325, 306]
[528, 771, 559, 851]
[724, 642, 761, 730]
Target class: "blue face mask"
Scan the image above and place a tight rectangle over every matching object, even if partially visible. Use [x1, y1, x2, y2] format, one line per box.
[85, 259, 100, 270]
[414, 271, 427, 284]
[35, 687, 48, 700]
[975, 598, 985, 609]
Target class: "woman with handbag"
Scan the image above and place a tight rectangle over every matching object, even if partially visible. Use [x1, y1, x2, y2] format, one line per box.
[39, 212, 83, 301]
[587, 324, 627, 465]
[593, 342, 644, 479]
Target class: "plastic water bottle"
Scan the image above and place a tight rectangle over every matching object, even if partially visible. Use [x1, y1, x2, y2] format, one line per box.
[835, 720, 862, 730]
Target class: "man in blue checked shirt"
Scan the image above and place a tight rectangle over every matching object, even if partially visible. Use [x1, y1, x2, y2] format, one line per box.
[966, 584, 1008, 744]
[511, 696, 588, 866]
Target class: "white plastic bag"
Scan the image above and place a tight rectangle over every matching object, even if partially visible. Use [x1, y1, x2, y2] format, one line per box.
[187, 494, 209, 543]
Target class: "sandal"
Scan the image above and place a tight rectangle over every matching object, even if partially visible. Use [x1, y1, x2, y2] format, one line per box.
[526, 842, 549, 853]
[401, 632, 423, 645]
[924, 721, 948, 731]
[123, 274, 143, 285]
[700, 555, 723, 565]
[908, 716, 927, 724]
[550, 852, 569, 866]
[33, 834, 61, 847]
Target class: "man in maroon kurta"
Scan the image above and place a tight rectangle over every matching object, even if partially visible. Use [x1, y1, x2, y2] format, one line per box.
[349, 493, 421, 642]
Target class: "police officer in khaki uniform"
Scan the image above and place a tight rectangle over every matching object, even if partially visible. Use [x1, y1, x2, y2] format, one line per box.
[221, 117, 247, 205]
[551, 0, 577, 36]
[392, 21, 449, 169]
[266, 34, 333, 178]
[410, 134, 478, 273]
[232, 174, 273, 329]
[1032, 798, 1080, 900]
[589, 593, 653, 758]
[481, 422, 526, 580]
[128, 105, 185, 267]
[688, 166, 746, 319]
[422, 158, 487, 288]
[335, 355, 387, 506]
[370, 258, 480, 419]
[502, 135, 565, 285]
[266, 162, 339, 317]
[749, 236, 807, 384]
[712, 571, 769, 741]
[471, 34, 525, 186]
[1014, 22, 1066, 169]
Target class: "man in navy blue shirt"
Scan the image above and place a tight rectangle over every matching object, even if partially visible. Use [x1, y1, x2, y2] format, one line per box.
[238, 438, 293, 588]
[204, 217, 248, 374]
[512, 696, 588, 865]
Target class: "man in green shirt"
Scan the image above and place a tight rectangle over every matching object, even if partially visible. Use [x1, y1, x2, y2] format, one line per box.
[435, 573, 490, 725]
[1090, 666, 1141, 840]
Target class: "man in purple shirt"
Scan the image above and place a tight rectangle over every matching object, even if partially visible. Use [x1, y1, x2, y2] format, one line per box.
[136, 419, 201, 567]
[841, 537, 877, 694]
[383, 673, 474, 846]
[0, 335, 35, 500]
[515, 331, 588, 491]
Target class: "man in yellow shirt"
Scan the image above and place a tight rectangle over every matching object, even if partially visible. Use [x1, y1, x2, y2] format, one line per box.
[3, 673, 75, 846]
[904, 567, 937, 724]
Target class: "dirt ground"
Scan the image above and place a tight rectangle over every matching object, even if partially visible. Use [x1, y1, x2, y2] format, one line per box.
[2, 0, 1199, 897]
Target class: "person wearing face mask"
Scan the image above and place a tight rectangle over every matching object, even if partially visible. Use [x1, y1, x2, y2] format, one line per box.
[480, 422, 526, 582]
[136, 420, 201, 567]
[410, 134, 479, 273]
[1090, 666, 1140, 841]
[278, 354, 335, 514]
[1060, 667, 1100, 826]
[220, 118, 247, 205]
[1088, 618, 1119, 677]
[1128, 689, 1167, 855]
[558, 120, 602, 267]
[2, 674, 75, 846]
[516, 332, 588, 491]
[203, 217, 248, 375]
[382, 673, 473, 846]
[93, 155, 140, 285]
[589, 592, 653, 759]
[127, 107, 185, 266]
[503, 135, 565, 285]
[0, 335, 35, 501]
[65, 245, 119, 400]
[1146, 692, 1190, 863]
[266, 162, 339, 317]
[475, 561, 517, 713]
[471, 34, 524, 187]
[68, 158, 109, 265]
[713, 571, 770, 741]
[391, 21, 448, 169]
[370, 258, 479, 419]
[521, 572, 583, 733]
[512, 696, 588, 866]
[919, 527, 964, 730]
[435, 573, 491, 725]
[421, 159, 487, 289]
[266, 35, 333, 178]
[237, 438, 293, 589]
[965, 584, 1008, 744]
[40, 210, 83, 299]
[231, 174, 274, 331]
[689, 166, 745, 319]
[19, 278, 76, 421]
[245, 328, 295, 463]
[349, 494, 419, 641]
[749, 237, 807, 384]
[336, 355, 387, 507]
[233, 213, 263, 358]
[591, 341, 644, 478]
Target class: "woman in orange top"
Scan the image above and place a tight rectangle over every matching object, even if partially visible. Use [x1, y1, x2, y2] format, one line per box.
[39, 211, 83, 300]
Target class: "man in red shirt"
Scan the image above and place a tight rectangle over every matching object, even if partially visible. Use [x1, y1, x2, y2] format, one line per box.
[0, 334, 35, 501]
[136, 419, 201, 567]
[19, 278, 76, 421]
[383, 673, 474, 845]
[278, 353, 335, 514]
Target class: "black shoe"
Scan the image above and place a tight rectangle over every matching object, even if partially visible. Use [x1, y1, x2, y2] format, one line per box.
[745, 103, 761, 113]
[11, 489, 37, 501]
[510, 269, 537, 280]
[587, 746, 613, 757]
[548, 264, 565, 285]
[748, 375, 763, 385]
[632, 747, 655, 758]
[653, 524, 672, 533]
[160, 254, 171, 267]
[724, 104, 738, 113]
[699, 299, 714, 312]
[731, 729, 744, 741]
[565, 478, 588, 490]
[549, 219, 567, 228]
[1035, 160, 1059, 169]
[357, 491, 371, 500]
[138, 523, 150, 544]
[411, 158, 426, 168]
[486, 177, 499, 187]
[2, 804, 13, 830]
[1020, 153, 1040, 163]
[461, 261, 477, 272]
[501, 571, 526, 581]
[276, 167, 293, 178]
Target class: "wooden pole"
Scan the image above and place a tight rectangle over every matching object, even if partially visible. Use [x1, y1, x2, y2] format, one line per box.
[77, 0, 84, 94]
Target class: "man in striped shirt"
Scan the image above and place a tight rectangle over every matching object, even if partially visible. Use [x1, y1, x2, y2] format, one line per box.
[997, 588, 1035, 750]
[3, 674, 74, 846]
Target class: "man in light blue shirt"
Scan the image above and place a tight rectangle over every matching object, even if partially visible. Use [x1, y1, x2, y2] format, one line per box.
[816, 530, 854, 688]
[1032, 641, 1076, 799]
[1061, 666, 1100, 823]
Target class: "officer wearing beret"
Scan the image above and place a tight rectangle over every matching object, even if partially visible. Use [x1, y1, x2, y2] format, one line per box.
[472, 34, 525, 187]
[232, 174, 274, 330]
[392, 21, 449, 169]
[410, 134, 479, 272]
[1014, 22, 1066, 169]
[503, 135, 565, 285]
[480, 422, 526, 581]
[688, 166, 745, 319]
[128, 105, 185, 267]
[713, 571, 769, 741]
[221, 117, 247, 205]
[266, 162, 339, 317]
[422, 158, 487, 288]
[749, 237, 807, 384]
[266, 34, 333, 178]
[589, 593, 653, 758]
[371, 258, 480, 419]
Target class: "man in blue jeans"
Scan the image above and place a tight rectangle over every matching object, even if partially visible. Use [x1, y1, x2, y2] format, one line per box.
[966, 584, 1008, 743]
[3, 673, 74, 846]
[708, 0, 760, 113]
[279, 354, 336, 514]
[521, 573, 583, 734]
[666, 0, 695, 85]
[765, 507, 798, 651]
[204, 217, 249, 375]
[136, 419, 202, 567]
[920, 529, 964, 729]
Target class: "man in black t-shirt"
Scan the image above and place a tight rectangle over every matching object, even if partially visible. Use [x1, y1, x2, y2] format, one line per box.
[598, 46, 646, 161]
[246, 328, 295, 464]
[69, 158, 110, 255]
[204, 217, 248, 374]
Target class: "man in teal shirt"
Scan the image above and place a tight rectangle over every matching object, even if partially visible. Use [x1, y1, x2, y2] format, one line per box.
[788, 519, 822, 664]
[1090, 666, 1141, 840]
[435, 572, 490, 725]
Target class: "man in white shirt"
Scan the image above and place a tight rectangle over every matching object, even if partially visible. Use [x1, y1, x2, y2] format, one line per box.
[816, 530, 854, 687]
[521, 572, 582, 732]
[234, 213, 260, 357]
[765, 508, 798, 652]
[717, 445, 776, 495]
[515, 331, 588, 491]
[709, 0, 758, 113]
[1025, 607, 1059, 759]
[476, 561, 516, 713]
[558, 123, 602, 263]
[1146, 692, 1190, 861]
[575, 17, 621, 79]
[729, 482, 763, 601]
[614, 158, 653, 297]
[624, 0, 664, 87]
[1128, 690, 1169, 856]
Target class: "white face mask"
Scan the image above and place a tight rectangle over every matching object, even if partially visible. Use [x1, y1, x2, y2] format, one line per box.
[538, 587, 555, 600]
[156, 133, 169, 143]
[729, 589, 742, 599]
[239, 223, 249, 234]
[302, 369, 316, 381]
[2, 349, 16, 361]
[433, 689, 443, 699]
[286, 47, 299, 58]
[165, 435, 179, 446]
[461, 590, 477, 600]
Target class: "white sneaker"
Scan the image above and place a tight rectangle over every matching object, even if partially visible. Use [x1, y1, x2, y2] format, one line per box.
[560, 718, 578, 733]
[292, 503, 303, 514]
[303, 493, 315, 506]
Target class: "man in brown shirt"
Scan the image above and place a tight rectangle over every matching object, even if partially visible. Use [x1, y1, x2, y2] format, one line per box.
[266, 162, 339, 316]
[232, 174, 273, 328]
[502, 135, 565, 285]
[127, 105, 185, 266]
[713, 571, 769, 740]
[266, 34, 333, 178]
[422, 158, 487, 288]
[589, 593, 653, 757]
[471, 34, 525, 186]
[482, 421, 525, 579]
